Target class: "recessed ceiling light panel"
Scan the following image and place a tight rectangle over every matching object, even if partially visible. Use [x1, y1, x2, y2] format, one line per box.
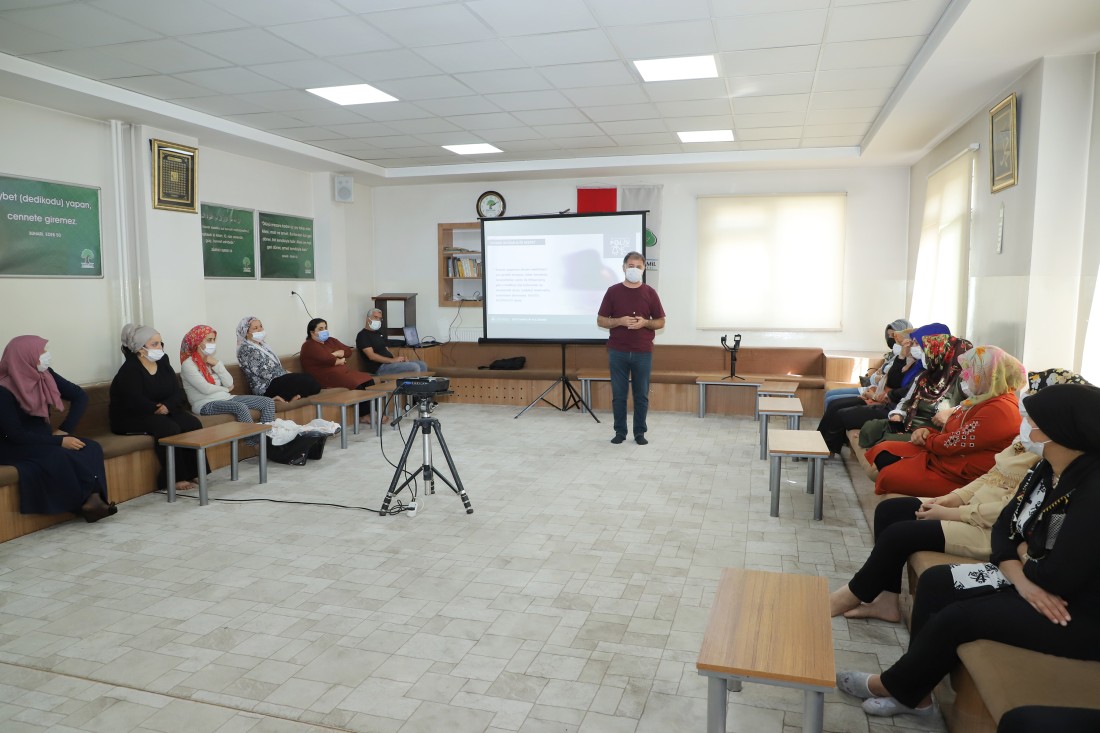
[306, 84, 397, 105]
[678, 129, 734, 143]
[442, 143, 503, 155]
[634, 55, 718, 82]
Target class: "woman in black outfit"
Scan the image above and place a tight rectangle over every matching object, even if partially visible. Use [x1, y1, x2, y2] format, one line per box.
[109, 324, 204, 491]
[0, 335, 116, 522]
[836, 383, 1100, 718]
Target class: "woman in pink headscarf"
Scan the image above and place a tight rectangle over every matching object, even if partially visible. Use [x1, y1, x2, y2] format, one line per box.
[0, 335, 116, 521]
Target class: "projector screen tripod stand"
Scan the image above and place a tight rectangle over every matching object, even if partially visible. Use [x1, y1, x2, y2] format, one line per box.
[514, 343, 598, 422]
[380, 395, 473, 516]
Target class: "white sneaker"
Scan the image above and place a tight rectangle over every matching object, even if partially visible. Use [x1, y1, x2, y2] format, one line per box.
[835, 671, 874, 699]
[861, 696, 937, 717]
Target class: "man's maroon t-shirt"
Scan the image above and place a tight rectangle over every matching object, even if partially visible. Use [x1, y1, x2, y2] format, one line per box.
[598, 283, 666, 353]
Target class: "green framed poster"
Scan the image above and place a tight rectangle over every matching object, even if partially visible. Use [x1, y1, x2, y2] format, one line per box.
[259, 212, 314, 279]
[201, 203, 255, 278]
[0, 173, 102, 277]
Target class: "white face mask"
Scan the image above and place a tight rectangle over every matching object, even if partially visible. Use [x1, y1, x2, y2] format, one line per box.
[368, 320, 382, 331]
[37, 352, 51, 372]
[910, 345, 924, 362]
[1018, 418, 1048, 457]
[204, 343, 217, 355]
[624, 266, 643, 284]
[252, 330, 266, 342]
[960, 381, 974, 398]
[891, 343, 903, 356]
[145, 348, 165, 362]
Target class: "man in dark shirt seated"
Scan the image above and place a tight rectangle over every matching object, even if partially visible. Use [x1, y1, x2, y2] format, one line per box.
[356, 309, 429, 376]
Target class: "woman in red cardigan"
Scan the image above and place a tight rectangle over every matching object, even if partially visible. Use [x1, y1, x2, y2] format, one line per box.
[865, 345, 1025, 497]
[300, 318, 379, 422]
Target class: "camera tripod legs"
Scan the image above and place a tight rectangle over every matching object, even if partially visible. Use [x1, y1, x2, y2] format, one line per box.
[379, 417, 473, 516]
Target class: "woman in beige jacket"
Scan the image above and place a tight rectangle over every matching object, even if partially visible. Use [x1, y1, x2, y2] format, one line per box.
[829, 368, 1088, 622]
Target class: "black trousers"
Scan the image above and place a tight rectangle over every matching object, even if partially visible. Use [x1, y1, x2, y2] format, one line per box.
[847, 497, 945, 602]
[264, 372, 321, 402]
[880, 564, 1100, 709]
[999, 705, 1100, 733]
[113, 410, 204, 488]
[818, 400, 889, 454]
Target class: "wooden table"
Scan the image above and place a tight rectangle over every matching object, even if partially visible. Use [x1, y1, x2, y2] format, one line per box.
[695, 373, 763, 418]
[312, 388, 389, 447]
[767, 429, 831, 520]
[576, 371, 610, 413]
[160, 422, 271, 506]
[756, 379, 799, 420]
[757, 396, 804, 459]
[697, 568, 835, 733]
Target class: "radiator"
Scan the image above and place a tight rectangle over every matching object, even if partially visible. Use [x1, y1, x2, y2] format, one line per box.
[451, 326, 482, 342]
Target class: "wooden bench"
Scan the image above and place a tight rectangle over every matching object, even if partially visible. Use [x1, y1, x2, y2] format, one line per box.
[767, 430, 830, 520]
[160, 422, 271, 506]
[697, 568, 834, 733]
[757, 379, 799, 420]
[310, 388, 385, 448]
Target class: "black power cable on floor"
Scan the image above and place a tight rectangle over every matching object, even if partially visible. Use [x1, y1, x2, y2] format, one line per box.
[153, 489, 409, 515]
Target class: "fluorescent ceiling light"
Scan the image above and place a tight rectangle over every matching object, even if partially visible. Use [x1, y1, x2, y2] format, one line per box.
[678, 129, 734, 143]
[442, 143, 503, 155]
[306, 83, 396, 105]
[634, 55, 718, 82]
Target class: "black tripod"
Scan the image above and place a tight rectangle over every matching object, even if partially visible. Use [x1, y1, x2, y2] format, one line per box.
[721, 334, 745, 381]
[380, 395, 473, 516]
[515, 343, 598, 422]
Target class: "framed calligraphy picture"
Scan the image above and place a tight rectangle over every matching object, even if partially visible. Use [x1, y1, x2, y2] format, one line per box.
[151, 139, 198, 212]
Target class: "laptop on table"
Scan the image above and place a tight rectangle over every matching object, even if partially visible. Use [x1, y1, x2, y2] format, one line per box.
[402, 326, 439, 349]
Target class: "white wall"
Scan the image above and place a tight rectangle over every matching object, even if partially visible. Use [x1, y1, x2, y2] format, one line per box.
[369, 167, 910, 353]
[907, 54, 1100, 376]
[0, 96, 374, 383]
[0, 97, 119, 384]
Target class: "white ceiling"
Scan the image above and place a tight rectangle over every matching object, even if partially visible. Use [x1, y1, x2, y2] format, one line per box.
[0, 0, 1099, 182]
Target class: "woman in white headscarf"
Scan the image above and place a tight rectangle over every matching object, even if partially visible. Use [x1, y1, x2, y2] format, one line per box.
[235, 316, 320, 402]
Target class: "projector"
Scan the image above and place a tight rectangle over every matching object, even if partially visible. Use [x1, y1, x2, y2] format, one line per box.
[394, 376, 451, 395]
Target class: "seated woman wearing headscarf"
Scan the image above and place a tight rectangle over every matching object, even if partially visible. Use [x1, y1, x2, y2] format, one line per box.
[300, 318, 382, 424]
[235, 316, 321, 402]
[823, 318, 912, 413]
[818, 322, 924, 454]
[0, 336, 116, 522]
[859, 332, 970, 450]
[836, 383, 1100, 718]
[179, 325, 275, 446]
[109, 324, 204, 491]
[828, 368, 1088, 622]
[865, 346, 1024, 497]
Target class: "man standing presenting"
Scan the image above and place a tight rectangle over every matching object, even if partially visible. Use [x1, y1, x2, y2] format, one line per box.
[356, 309, 429, 376]
[597, 252, 666, 445]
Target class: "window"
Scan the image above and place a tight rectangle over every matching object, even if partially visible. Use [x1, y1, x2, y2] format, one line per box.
[909, 151, 976, 329]
[696, 194, 846, 329]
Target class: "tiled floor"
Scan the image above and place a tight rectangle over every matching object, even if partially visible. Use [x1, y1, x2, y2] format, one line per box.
[0, 404, 947, 733]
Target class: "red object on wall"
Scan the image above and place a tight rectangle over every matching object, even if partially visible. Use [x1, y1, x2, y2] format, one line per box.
[577, 187, 617, 213]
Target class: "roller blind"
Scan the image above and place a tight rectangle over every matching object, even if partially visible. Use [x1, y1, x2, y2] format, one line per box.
[909, 152, 975, 329]
[696, 193, 846, 329]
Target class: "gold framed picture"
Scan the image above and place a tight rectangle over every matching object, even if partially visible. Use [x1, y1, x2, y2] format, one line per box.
[990, 93, 1018, 193]
[151, 139, 198, 212]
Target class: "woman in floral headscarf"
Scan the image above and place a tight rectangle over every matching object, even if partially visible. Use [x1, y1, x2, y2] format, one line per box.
[179, 325, 275, 445]
[859, 332, 971, 449]
[865, 345, 1025, 497]
[235, 316, 321, 402]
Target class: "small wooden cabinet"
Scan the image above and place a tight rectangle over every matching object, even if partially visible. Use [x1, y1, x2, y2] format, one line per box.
[438, 221, 482, 307]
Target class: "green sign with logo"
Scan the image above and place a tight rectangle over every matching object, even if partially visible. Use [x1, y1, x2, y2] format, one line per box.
[201, 204, 255, 278]
[259, 212, 314, 280]
[0, 174, 102, 277]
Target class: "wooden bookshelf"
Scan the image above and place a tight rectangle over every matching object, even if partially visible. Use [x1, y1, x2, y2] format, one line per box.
[438, 221, 483, 307]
